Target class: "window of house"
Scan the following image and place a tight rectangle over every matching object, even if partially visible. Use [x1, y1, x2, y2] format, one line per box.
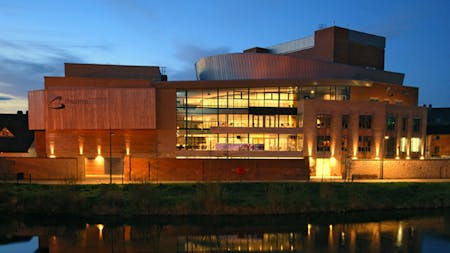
[317, 114, 331, 128]
[342, 115, 349, 129]
[387, 116, 396, 130]
[359, 115, 372, 129]
[413, 118, 421, 133]
[402, 117, 408, 133]
[434, 146, 440, 155]
[358, 136, 372, 152]
[400, 137, 407, 152]
[411, 137, 421, 152]
[317, 135, 331, 152]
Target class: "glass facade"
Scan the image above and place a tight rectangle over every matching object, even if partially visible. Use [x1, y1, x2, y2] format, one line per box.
[176, 87, 311, 153]
[177, 85, 348, 153]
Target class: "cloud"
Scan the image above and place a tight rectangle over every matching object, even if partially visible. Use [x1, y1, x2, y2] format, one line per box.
[0, 93, 27, 113]
[0, 93, 14, 101]
[0, 39, 110, 113]
[170, 43, 231, 80]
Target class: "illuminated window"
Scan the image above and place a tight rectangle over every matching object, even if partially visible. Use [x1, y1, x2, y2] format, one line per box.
[317, 136, 331, 152]
[317, 114, 331, 128]
[411, 137, 421, 152]
[400, 137, 407, 152]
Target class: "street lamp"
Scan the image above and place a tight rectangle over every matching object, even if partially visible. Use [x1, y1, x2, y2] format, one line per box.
[109, 128, 113, 184]
[380, 135, 389, 179]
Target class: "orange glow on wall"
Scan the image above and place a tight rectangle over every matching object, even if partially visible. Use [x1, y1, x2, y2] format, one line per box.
[330, 157, 337, 167]
[97, 145, 102, 155]
[95, 155, 104, 164]
[307, 142, 312, 156]
[49, 142, 55, 158]
[96, 224, 104, 240]
[126, 143, 130, 155]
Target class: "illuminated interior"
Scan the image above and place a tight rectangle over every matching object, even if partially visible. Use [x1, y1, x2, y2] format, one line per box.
[314, 158, 331, 178]
[176, 86, 349, 154]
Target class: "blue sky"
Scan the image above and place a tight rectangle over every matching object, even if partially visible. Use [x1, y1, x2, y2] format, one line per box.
[0, 0, 449, 113]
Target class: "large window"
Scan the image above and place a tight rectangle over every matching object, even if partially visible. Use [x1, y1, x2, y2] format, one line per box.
[411, 137, 421, 153]
[176, 87, 303, 152]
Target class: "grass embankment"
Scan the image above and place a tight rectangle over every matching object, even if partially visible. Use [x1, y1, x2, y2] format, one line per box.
[0, 182, 449, 217]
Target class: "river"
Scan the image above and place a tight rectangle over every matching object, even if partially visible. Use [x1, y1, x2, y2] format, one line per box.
[0, 209, 449, 252]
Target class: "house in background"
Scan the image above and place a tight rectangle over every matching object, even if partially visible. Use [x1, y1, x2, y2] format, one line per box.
[427, 107, 450, 158]
[0, 111, 34, 156]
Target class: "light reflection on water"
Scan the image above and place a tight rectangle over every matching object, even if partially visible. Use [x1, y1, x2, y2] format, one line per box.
[0, 210, 448, 253]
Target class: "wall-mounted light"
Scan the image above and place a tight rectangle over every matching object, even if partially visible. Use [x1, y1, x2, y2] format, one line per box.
[49, 142, 56, 158]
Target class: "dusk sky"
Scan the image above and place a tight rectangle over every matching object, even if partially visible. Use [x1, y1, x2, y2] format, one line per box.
[0, 0, 449, 113]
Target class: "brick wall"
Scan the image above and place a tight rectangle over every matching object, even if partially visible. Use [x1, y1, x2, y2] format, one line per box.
[351, 159, 450, 179]
[124, 157, 310, 182]
[0, 157, 83, 181]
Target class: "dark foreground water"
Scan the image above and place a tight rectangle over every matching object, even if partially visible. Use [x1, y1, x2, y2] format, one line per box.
[0, 210, 449, 253]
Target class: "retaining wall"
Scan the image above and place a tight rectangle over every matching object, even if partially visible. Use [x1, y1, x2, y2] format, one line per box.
[351, 159, 450, 179]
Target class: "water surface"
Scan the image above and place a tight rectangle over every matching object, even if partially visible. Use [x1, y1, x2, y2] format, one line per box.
[0, 210, 449, 252]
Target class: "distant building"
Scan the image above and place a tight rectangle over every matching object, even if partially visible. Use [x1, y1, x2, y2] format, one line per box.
[25, 26, 436, 181]
[427, 107, 450, 158]
[0, 111, 34, 154]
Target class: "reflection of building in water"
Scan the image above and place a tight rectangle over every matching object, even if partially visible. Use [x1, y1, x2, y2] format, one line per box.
[178, 218, 447, 253]
[1, 216, 448, 252]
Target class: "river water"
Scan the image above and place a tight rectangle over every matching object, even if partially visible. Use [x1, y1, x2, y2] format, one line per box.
[0, 210, 449, 253]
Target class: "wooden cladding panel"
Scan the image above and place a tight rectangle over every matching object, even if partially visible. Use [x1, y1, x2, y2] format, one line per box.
[45, 76, 152, 89]
[45, 129, 160, 158]
[109, 89, 156, 129]
[46, 88, 156, 129]
[28, 90, 45, 130]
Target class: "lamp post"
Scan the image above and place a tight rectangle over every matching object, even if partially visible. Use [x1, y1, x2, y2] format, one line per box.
[380, 135, 389, 179]
[109, 128, 113, 184]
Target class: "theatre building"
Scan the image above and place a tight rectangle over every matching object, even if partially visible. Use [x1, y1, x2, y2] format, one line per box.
[26, 26, 431, 182]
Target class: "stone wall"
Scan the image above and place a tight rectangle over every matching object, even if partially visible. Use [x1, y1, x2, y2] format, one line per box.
[351, 159, 450, 179]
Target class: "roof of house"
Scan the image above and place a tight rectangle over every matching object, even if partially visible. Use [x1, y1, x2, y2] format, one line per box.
[0, 112, 34, 152]
[427, 107, 450, 134]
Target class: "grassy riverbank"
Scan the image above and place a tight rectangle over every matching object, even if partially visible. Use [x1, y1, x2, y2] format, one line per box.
[0, 182, 449, 217]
